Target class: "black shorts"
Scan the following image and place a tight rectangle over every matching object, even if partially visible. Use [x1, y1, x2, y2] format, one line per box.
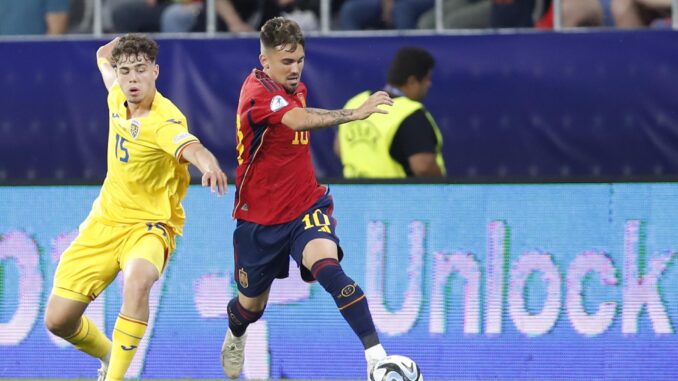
[232, 194, 343, 297]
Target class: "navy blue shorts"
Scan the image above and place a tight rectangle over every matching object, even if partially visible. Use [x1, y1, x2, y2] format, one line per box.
[232, 194, 343, 297]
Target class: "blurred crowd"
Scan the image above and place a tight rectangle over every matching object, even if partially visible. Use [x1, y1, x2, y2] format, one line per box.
[0, 0, 673, 36]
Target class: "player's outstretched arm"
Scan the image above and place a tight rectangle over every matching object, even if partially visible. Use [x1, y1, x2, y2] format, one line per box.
[180, 143, 228, 196]
[281, 91, 393, 131]
[96, 37, 119, 92]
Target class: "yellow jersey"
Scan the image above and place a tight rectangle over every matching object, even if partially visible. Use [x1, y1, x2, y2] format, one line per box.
[89, 83, 199, 235]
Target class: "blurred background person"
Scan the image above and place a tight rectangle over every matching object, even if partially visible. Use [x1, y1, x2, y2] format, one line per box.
[336, 47, 446, 178]
[111, 0, 172, 33]
[160, 0, 205, 33]
[539, 0, 670, 29]
[559, 0, 616, 27]
[490, 0, 551, 28]
[339, 0, 434, 30]
[0, 0, 69, 35]
[418, 0, 492, 30]
[166, 0, 320, 33]
[612, 0, 671, 27]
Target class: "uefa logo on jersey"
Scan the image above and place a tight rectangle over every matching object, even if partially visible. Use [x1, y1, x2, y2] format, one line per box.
[270, 95, 289, 112]
[130, 119, 141, 139]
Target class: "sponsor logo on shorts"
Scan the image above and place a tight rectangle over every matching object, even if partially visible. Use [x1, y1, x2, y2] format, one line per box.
[239, 268, 249, 288]
[121, 345, 137, 351]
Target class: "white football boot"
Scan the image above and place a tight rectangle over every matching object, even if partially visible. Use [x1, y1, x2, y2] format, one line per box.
[221, 329, 247, 378]
[365, 344, 387, 381]
[96, 364, 107, 381]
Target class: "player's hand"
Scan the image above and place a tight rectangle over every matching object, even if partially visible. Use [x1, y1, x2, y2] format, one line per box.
[357, 91, 393, 120]
[202, 168, 228, 196]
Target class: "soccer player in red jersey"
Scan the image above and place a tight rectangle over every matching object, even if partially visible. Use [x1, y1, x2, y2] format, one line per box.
[220, 16, 394, 380]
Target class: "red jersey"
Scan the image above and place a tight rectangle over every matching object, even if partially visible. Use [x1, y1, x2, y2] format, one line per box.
[232, 69, 326, 225]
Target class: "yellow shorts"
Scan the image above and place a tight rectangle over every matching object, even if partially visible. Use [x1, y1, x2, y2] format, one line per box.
[52, 217, 176, 303]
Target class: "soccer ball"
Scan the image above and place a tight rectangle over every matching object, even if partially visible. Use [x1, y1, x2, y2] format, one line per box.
[370, 355, 423, 381]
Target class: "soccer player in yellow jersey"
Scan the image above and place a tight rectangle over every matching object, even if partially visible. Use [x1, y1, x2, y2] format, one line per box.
[43, 34, 228, 381]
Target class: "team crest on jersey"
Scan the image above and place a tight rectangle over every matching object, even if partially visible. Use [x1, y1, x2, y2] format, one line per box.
[270, 95, 289, 112]
[238, 268, 249, 288]
[129, 119, 141, 139]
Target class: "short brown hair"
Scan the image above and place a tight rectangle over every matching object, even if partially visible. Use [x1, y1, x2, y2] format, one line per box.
[260, 17, 305, 52]
[111, 34, 159, 66]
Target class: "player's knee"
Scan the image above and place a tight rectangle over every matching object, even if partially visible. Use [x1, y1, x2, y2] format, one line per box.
[44, 310, 78, 338]
[311, 258, 365, 306]
[123, 275, 155, 302]
[123, 259, 159, 300]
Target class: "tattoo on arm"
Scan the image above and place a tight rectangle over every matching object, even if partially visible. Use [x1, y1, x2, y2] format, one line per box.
[304, 108, 356, 129]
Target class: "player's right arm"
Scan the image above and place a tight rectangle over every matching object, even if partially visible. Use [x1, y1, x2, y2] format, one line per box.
[180, 143, 228, 196]
[96, 37, 119, 92]
[281, 91, 393, 132]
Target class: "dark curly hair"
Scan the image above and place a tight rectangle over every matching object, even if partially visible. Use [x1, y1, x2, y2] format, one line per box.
[111, 34, 159, 66]
[260, 17, 305, 52]
[387, 47, 435, 86]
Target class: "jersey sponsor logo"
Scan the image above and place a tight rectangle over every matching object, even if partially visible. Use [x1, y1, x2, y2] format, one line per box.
[130, 119, 141, 139]
[238, 268, 249, 289]
[112, 113, 120, 119]
[270, 95, 289, 112]
[173, 132, 192, 144]
[166, 118, 183, 125]
[240, 203, 249, 211]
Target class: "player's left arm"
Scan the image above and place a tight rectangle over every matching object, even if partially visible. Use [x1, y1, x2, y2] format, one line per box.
[96, 37, 120, 92]
[281, 91, 393, 131]
[409, 153, 443, 177]
[180, 143, 228, 196]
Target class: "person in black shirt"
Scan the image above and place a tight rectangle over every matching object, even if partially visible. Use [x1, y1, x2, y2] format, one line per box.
[336, 47, 446, 178]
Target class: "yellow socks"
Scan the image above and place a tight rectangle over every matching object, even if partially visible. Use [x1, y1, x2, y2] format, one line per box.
[63, 315, 111, 360]
[106, 314, 147, 381]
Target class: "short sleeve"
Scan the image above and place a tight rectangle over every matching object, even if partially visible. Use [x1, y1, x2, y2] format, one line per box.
[390, 109, 438, 163]
[248, 84, 299, 126]
[155, 117, 200, 159]
[107, 83, 125, 109]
